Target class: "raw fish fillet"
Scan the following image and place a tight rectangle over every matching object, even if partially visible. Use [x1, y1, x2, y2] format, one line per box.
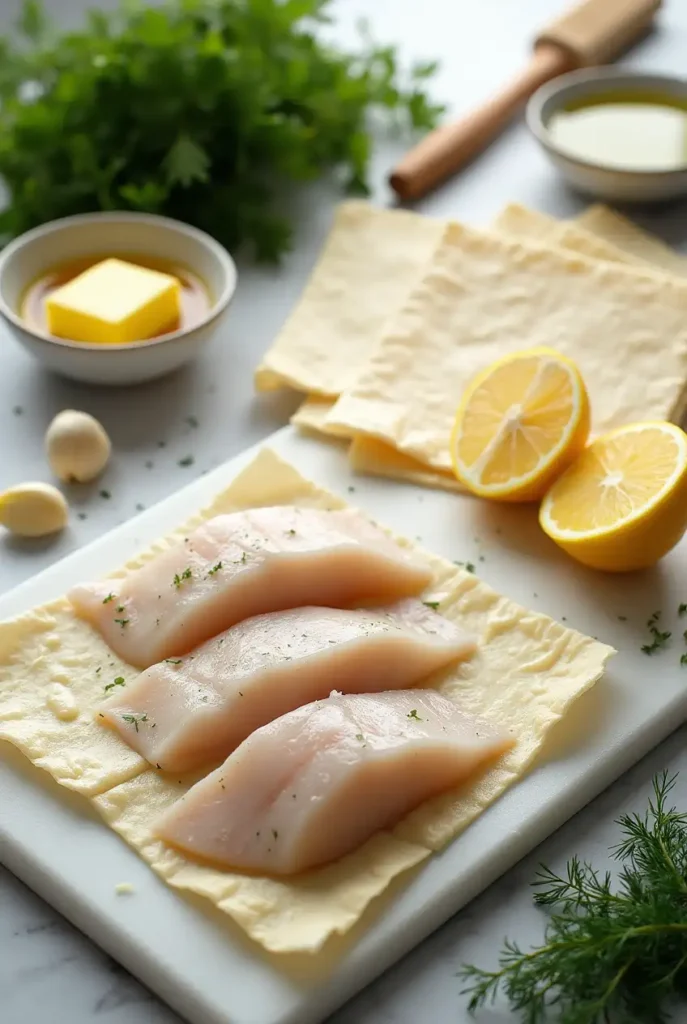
[68, 506, 432, 668]
[157, 690, 513, 875]
[98, 601, 477, 772]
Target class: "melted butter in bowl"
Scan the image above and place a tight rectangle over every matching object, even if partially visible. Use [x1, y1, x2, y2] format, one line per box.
[528, 70, 687, 203]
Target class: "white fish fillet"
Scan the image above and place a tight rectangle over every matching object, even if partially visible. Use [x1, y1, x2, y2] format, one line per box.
[157, 690, 513, 875]
[68, 506, 432, 668]
[98, 601, 477, 772]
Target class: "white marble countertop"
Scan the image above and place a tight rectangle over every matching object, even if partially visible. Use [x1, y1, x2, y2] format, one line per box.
[3, 0, 687, 1021]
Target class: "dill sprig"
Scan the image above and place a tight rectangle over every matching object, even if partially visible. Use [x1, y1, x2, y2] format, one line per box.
[460, 772, 687, 1023]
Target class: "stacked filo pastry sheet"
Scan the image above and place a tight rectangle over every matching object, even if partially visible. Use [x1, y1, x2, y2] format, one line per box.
[255, 201, 687, 493]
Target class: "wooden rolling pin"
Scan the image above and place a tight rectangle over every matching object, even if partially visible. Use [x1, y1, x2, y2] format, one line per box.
[389, 0, 662, 201]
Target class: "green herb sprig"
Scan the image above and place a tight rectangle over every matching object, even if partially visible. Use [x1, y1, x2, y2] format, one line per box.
[0, 0, 442, 262]
[460, 772, 687, 1023]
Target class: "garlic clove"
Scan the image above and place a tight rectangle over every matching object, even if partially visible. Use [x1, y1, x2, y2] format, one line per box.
[45, 409, 111, 484]
[0, 482, 69, 537]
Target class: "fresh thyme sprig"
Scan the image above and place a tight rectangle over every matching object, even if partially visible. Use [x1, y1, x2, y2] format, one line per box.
[460, 772, 687, 1023]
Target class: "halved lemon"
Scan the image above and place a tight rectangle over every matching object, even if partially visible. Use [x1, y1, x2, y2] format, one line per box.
[450, 347, 590, 501]
[539, 422, 687, 572]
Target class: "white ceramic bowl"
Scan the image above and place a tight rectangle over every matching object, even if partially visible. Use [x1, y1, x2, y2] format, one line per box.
[0, 212, 237, 386]
[527, 69, 687, 204]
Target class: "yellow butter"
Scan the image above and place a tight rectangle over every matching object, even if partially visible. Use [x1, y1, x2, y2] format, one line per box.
[46, 258, 181, 345]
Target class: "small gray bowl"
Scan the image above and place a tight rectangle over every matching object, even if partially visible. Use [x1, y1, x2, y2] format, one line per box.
[0, 212, 238, 386]
[526, 68, 687, 204]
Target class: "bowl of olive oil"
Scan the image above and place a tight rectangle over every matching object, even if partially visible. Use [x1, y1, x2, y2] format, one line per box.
[527, 69, 687, 203]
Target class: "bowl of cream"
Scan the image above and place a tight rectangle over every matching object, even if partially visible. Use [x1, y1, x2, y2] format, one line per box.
[527, 68, 687, 203]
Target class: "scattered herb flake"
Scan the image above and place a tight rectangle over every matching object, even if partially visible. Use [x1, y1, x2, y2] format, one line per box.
[423, 600, 440, 610]
[173, 567, 192, 588]
[641, 611, 671, 655]
[77, 511, 87, 520]
[680, 603, 687, 617]
[347, 485, 355, 493]
[102, 593, 115, 604]
[681, 653, 687, 667]
[145, 460, 154, 470]
[407, 709, 422, 721]
[114, 618, 129, 628]
[121, 713, 148, 733]
[618, 615, 627, 622]
[135, 503, 145, 512]
[164, 658, 182, 665]
[178, 455, 194, 467]
[272, 829, 278, 841]
[186, 415, 199, 429]
[104, 676, 126, 692]
[207, 561, 223, 576]
[99, 489, 111, 499]
[12, 405, 23, 415]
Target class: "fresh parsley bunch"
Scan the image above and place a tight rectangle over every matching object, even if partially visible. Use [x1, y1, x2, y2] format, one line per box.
[0, 0, 442, 261]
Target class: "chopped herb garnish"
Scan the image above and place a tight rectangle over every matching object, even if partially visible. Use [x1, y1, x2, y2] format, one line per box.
[186, 415, 199, 429]
[423, 600, 440, 610]
[164, 658, 182, 665]
[272, 829, 278, 841]
[95, 666, 101, 675]
[347, 485, 355, 493]
[618, 615, 627, 622]
[287, 528, 296, 536]
[104, 676, 126, 692]
[145, 460, 154, 469]
[12, 405, 23, 415]
[121, 713, 148, 733]
[454, 560, 476, 573]
[641, 611, 671, 655]
[114, 618, 129, 628]
[207, 561, 223, 576]
[355, 733, 365, 742]
[178, 455, 194, 467]
[680, 603, 687, 617]
[681, 654, 687, 667]
[407, 709, 422, 721]
[77, 511, 87, 520]
[116, 604, 125, 613]
[173, 567, 193, 588]
[156, 763, 162, 769]
[102, 593, 115, 604]
[99, 489, 111, 499]
[135, 503, 145, 512]
[157, 440, 166, 448]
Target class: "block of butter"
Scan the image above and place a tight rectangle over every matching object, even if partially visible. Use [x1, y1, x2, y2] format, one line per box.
[46, 258, 181, 345]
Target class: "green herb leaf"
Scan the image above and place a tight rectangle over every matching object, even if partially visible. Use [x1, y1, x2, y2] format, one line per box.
[164, 134, 210, 189]
[114, 618, 129, 628]
[102, 593, 115, 604]
[423, 601, 440, 610]
[104, 676, 126, 692]
[164, 658, 182, 665]
[459, 771, 687, 1024]
[121, 713, 148, 733]
[172, 567, 193, 588]
[207, 561, 223, 576]
[407, 709, 422, 721]
[679, 603, 687, 617]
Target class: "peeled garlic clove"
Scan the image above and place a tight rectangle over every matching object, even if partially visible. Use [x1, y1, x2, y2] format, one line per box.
[46, 409, 111, 484]
[0, 482, 68, 537]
